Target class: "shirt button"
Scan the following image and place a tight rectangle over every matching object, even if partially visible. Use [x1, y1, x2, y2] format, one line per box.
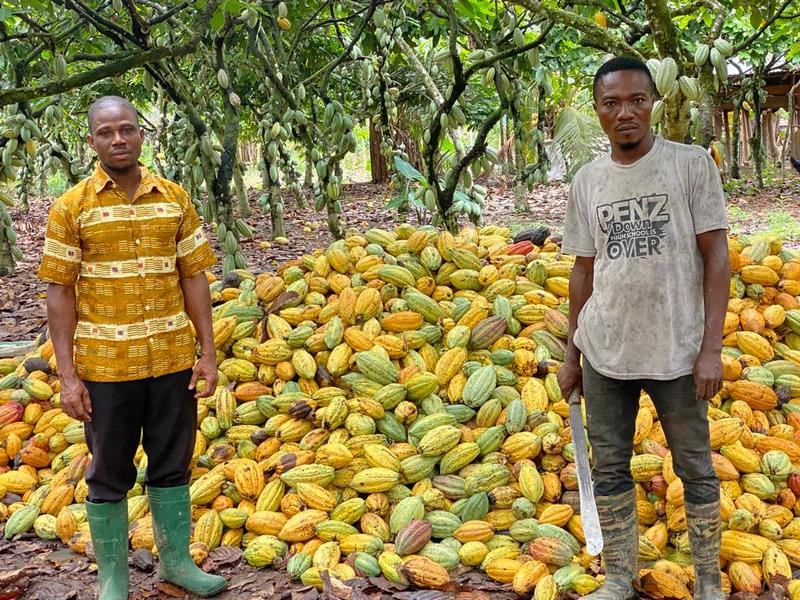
[135, 239, 141, 245]
[144, 305, 151, 311]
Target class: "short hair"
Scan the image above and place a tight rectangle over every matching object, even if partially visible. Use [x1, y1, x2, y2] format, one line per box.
[87, 96, 140, 133]
[593, 56, 656, 99]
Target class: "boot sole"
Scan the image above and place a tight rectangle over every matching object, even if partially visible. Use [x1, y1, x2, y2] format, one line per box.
[159, 577, 227, 597]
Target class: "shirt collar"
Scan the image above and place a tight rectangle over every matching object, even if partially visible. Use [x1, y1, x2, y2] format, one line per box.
[90, 162, 169, 196]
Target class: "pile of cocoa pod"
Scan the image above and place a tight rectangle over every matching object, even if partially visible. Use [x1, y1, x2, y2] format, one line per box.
[2, 225, 800, 598]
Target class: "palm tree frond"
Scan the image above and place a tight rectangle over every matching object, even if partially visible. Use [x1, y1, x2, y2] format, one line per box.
[550, 107, 607, 181]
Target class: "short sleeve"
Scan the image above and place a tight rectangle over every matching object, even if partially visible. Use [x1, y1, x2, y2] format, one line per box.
[689, 149, 728, 235]
[561, 176, 597, 257]
[175, 188, 216, 278]
[37, 195, 81, 285]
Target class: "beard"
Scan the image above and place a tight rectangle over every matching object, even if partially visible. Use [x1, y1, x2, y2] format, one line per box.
[102, 158, 138, 174]
[618, 138, 643, 151]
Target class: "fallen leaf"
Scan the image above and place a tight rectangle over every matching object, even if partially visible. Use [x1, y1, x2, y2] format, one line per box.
[203, 546, 242, 571]
[155, 581, 188, 597]
[130, 548, 155, 572]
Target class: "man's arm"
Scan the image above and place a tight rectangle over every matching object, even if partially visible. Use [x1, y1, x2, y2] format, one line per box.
[47, 283, 92, 421]
[181, 272, 217, 398]
[694, 229, 730, 400]
[557, 256, 595, 398]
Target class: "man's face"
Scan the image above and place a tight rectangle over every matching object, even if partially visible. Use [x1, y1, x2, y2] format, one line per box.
[87, 104, 144, 173]
[594, 70, 654, 151]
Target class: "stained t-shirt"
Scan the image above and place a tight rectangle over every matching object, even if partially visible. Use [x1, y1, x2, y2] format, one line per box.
[561, 136, 727, 380]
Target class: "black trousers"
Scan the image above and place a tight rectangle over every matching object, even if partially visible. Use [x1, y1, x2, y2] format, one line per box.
[83, 368, 198, 503]
[582, 358, 720, 505]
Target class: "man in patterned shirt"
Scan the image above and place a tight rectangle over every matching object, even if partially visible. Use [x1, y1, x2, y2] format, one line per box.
[38, 96, 226, 599]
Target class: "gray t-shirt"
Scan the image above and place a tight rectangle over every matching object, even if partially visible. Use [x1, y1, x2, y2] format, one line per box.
[561, 136, 727, 380]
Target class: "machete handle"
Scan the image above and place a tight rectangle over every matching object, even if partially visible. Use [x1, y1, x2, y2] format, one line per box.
[568, 389, 581, 405]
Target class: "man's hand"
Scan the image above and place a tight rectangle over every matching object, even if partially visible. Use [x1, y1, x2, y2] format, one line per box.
[60, 375, 92, 422]
[557, 360, 582, 401]
[189, 353, 218, 399]
[693, 348, 723, 401]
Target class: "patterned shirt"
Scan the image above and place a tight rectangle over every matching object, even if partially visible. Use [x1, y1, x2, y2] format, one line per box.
[37, 164, 216, 382]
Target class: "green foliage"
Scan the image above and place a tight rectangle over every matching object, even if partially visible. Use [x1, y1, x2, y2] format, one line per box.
[550, 107, 607, 181]
[0, 0, 794, 260]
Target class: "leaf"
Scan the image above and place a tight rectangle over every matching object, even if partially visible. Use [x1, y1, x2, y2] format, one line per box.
[203, 545, 241, 570]
[210, 6, 225, 31]
[393, 156, 426, 183]
[385, 195, 407, 209]
[409, 194, 426, 209]
[550, 106, 608, 181]
[130, 549, 155, 572]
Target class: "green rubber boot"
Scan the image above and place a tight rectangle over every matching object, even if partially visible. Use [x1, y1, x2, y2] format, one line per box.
[85, 499, 130, 600]
[147, 485, 227, 597]
[583, 487, 639, 600]
[685, 500, 725, 600]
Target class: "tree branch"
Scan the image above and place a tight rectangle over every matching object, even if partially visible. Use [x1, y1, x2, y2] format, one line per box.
[464, 21, 553, 80]
[57, 0, 143, 47]
[147, 0, 193, 26]
[22, 20, 85, 65]
[564, 0, 641, 30]
[733, 0, 794, 54]
[68, 50, 135, 62]
[512, 0, 642, 59]
[0, 44, 195, 106]
[445, 0, 464, 93]
[643, 0, 681, 60]
[393, 32, 445, 104]
[123, 0, 150, 42]
[310, 0, 378, 97]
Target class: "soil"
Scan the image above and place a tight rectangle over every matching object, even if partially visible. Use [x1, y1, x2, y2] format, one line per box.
[0, 536, 557, 600]
[2, 175, 798, 344]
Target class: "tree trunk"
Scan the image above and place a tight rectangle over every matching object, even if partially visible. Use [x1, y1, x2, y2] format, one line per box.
[723, 111, 732, 160]
[277, 145, 307, 209]
[731, 100, 743, 179]
[750, 79, 765, 189]
[793, 107, 800, 157]
[536, 95, 550, 181]
[213, 99, 242, 272]
[261, 157, 286, 239]
[740, 108, 751, 163]
[234, 162, 250, 218]
[0, 226, 15, 276]
[664, 94, 692, 142]
[781, 80, 800, 173]
[38, 158, 47, 197]
[304, 144, 314, 188]
[762, 110, 780, 161]
[369, 118, 388, 183]
[270, 193, 285, 239]
[697, 68, 717, 148]
[326, 201, 344, 239]
[513, 183, 528, 213]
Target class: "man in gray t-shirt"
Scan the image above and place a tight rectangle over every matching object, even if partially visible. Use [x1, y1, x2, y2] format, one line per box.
[557, 57, 729, 600]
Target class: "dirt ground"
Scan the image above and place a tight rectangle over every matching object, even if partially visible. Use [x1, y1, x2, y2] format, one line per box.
[0, 535, 549, 600]
[2, 175, 799, 344]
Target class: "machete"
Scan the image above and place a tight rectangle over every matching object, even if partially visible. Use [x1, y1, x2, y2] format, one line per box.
[568, 389, 603, 555]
